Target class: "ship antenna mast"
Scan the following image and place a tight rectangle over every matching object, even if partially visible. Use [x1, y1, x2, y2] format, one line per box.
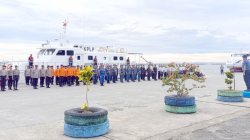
[62, 18, 69, 40]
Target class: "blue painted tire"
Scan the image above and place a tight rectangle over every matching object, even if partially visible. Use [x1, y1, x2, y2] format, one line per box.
[217, 95, 244, 102]
[64, 120, 109, 138]
[64, 107, 108, 126]
[165, 104, 196, 114]
[243, 90, 250, 98]
[164, 95, 195, 106]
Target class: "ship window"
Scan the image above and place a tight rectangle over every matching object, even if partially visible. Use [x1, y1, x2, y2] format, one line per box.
[45, 49, 56, 55]
[77, 56, 80, 60]
[120, 56, 123, 60]
[88, 56, 93, 60]
[56, 50, 65, 56]
[114, 56, 118, 60]
[73, 45, 78, 48]
[38, 49, 46, 55]
[67, 50, 74, 56]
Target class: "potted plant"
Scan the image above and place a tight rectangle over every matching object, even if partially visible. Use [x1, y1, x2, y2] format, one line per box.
[64, 66, 109, 138]
[217, 71, 244, 102]
[162, 62, 206, 114]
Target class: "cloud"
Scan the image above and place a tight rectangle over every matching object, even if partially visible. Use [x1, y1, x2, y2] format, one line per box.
[1, 0, 250, 63]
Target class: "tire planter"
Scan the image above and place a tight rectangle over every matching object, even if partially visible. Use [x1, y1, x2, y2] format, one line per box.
[164, 95, 196, 114]
[217, 89, 243, 102]
[243, 90, 250, 98]
[64, 107, 109, 138]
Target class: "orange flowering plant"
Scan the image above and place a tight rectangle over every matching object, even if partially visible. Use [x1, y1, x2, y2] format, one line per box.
[162, 62, 206, 96]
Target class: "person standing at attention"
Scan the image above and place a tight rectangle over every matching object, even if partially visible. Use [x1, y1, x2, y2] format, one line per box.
[99, 65, 105, 86]
[242, 55, 250, 91]
[24, 66, 31, 85]
[7, 65, 13, 90]
[69, 55, 73, 66]
[45, 65, 52, 88]
[39, 65, 46, 87]
[33, 65, 40, 89]
[28, 54, 34, 68]
[13, 65, 20, 90]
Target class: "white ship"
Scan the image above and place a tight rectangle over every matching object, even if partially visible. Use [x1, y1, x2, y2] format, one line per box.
[4, 19, 144, 83]
[226, 48, 249, 72]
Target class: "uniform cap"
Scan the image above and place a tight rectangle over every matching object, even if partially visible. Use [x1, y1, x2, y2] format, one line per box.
[243, 55, 248, 58]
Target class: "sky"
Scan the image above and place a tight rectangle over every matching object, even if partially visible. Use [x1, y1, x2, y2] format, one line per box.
[1, 0, 250, 63]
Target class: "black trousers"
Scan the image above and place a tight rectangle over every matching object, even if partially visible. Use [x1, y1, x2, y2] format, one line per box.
[59, 77, 63, 86]
[147, 74, 150, 81]
[40, 77, 45, 86]
[67, 76, 71, 85]
[8, 76, 13, 88]
[13, 75, 18, 89]
[1, 76, 6, 91]
[158, 72, 161, 79]
[56, 76, 59, 85]
[33, 78, 38, 88]
[164, 72, 167, 77]
[46, 77, 51, 87]
[30, 78, 33, 86]
[51, 76, 54, 84]
[64, 77, 67, 85]
[25, 76, 30, 85]
[76, 77, 79, 85]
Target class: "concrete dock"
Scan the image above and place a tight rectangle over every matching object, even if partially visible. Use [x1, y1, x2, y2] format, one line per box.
[0, 72, 250, 140]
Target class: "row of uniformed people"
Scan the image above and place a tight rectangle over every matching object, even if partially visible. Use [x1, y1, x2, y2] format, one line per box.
[91, 65, 166, 86]
[0, 65, 20, 91]
[24, 65, 81, 89]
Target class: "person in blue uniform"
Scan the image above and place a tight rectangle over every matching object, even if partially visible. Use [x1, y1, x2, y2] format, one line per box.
[99, 65, 105, 86]
[242, 55, 250, 90]
[137, 65, 141, 82]
[124, 65, 127, 81]
[126, 65, 131, 82]
[141, 65, 146, 81]
[112, 66, 117, 83]
[116, 65, 118, 81]
[93, 65, 98, 84]
[132, 65, 136, 82]
[119, 65, 124, 83]
[147, 65, 151, 81]
[106, 66, 111, 84]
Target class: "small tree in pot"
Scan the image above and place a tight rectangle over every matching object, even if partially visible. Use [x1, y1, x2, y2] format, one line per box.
[217, 71, 244, 102]
[64, 66, 109, 138]
[162, 62, 206, 114]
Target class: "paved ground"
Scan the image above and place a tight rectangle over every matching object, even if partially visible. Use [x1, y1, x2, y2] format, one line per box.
[0, 71, 250, 140]
[174, 113, 250, 140]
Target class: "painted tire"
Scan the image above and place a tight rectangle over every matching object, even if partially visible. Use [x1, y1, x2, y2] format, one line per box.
[64, 107, 108, 126]
[243, 90, 250, 98]
[64, 120, 109, 138]
[217, 89, 243, 97]
[217, 95, 244, 102]
[165, 104, 196, 114]
[164, 95, 195, 106]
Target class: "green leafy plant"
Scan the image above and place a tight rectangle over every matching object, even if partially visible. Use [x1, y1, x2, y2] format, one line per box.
[78, 66, 95, 112]
[162, 62, 206, 96]
[225, 71, 234, 90]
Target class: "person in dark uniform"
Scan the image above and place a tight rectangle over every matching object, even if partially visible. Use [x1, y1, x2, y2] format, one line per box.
[50, 66, 55, 85]
[13, 65, 20, 90]
[93, 65, 98, 84]
[112, 66, 117, 83]
[116, 65, 118, 81]
[158, 65, 161, 79]
[137, 65, 141, 82]
[0, 65, 8, 91]
[242, 55, 250, 90]
[39, 65, 46, 87]
[147, 65, 151, 81]
[99, 65, 105, 86]
[153, 65, 157, 81]
[46, 65, 52, 88]
[141, 65, 146, 81]
[55, 66, 59, 85]
[24, 66, 31, 85]
[59, 65, 64, 87]
[7, 65, 13, 90]
[33, 65, 40, 89]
